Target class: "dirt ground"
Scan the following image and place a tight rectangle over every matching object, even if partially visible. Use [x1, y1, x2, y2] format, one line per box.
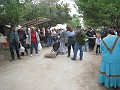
[0, 47, 119, 90]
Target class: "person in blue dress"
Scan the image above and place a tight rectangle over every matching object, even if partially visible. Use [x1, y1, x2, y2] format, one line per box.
[98, 26, 120, 88]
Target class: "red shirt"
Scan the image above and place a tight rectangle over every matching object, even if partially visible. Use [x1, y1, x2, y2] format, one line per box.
[31, 32, 37, 42]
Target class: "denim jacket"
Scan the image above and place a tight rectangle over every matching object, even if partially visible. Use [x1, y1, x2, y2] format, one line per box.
[7, 29, 19, 43]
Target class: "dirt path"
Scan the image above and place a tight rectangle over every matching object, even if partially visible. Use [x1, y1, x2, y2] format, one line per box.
[0, 48, 117, 90]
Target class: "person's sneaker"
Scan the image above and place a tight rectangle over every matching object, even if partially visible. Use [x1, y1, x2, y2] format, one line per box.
[26, 53, 28, 56]
[71, 58, 76, 60]
[21, 52, 24, 56]
[18, 57, 21, 59]
[67, 56, 70, 58]
[36, 54, 38, 56]
[112, 86, 118, 89]
[10, 58, 14, 62]
[30, 54, 32, 57]
[20, 53, 24, 56]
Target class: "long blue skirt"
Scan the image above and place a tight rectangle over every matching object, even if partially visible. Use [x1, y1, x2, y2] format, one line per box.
[98, 62, 120, 88]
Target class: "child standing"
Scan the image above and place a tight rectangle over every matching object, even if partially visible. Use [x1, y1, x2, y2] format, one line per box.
[95, 35, 101, 55]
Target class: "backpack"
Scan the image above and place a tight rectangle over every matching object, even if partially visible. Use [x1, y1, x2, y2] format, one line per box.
[67, 36, 75, 46]
[53, 42, 60, 52]
[74, 31, 86, 45]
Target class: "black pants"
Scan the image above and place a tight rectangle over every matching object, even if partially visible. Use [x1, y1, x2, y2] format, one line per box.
[96, 45, 100, 54]
[20, 40, 28, 55]
[9, 41, 20, 59]
[68, 44, 74, 56]
[88, 39, 95, 51]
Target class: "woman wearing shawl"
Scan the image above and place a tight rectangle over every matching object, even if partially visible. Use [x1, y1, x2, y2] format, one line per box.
[98, 26, 120, 88]
[59, 29, 68, 54]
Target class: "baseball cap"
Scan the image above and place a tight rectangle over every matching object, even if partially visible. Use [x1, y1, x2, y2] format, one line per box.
[77, 25, 81, 28]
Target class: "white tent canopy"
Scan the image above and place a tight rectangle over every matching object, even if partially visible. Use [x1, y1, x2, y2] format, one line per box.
[50, 24, 67, 30]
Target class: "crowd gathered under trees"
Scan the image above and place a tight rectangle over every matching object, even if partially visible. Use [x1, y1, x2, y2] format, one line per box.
[1, 24, 120, 89]
[3, 23, 118, 62]
[0, 0, 120, 89]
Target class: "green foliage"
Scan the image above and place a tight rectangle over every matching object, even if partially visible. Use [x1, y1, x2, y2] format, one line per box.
[68, 14, 80, 28]
[0, 0, 29, 24]
[76, 0, 120, 29]
[74, 30, 86, 45]
[0, 0, 71, 26]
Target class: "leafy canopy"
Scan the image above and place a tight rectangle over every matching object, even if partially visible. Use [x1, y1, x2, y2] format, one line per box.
[0, 0, 71, 26]
[76, 0, 120, 29]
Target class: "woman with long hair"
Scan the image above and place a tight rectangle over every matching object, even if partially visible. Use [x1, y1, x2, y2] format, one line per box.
[66, 25, 75, 57]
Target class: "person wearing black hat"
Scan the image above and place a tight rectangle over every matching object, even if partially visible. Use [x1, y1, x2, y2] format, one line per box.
[74, 25, 81, 33]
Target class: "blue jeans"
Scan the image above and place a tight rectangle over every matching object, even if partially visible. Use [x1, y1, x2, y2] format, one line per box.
[83, 41, 88, 51]
[47, 37, 52, 46]
[53, 36, 58, 43]
[9, 40, 20, 59]
[73, 43, 83, 60]
[30, 42, 38, 54]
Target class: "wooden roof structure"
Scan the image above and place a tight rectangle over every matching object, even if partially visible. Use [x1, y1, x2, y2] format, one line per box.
[21, 17, 50, 27]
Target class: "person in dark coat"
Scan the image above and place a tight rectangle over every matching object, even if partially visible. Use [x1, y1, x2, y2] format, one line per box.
[45, 27, 52, 47]
[6, 24, 21, 61]
[18, 27, 28, 56]
[86, 27, 96, 51]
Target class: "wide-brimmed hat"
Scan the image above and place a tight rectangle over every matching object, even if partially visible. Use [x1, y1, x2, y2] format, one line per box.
[32, 27, 36, 30]
[5, 25, 11, 28]
[16, 25, 22, 30]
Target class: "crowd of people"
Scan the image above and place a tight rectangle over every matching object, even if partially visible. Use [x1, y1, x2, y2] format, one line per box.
[6, 24, 99, 61]
[5, 24, 120, 88]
